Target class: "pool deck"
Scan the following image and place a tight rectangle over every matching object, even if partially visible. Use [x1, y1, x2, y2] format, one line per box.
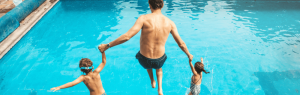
[0, 0, 58, 59]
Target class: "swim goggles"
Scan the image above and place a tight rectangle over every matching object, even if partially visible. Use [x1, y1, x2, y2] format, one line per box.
[80, 66, 93, 69]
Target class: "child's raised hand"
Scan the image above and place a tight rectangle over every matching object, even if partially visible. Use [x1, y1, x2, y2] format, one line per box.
[98, 44, 108, 53]
[201, 57, 203, 63]
[188, 54, 193, 62]
[50, 87, 60, 92]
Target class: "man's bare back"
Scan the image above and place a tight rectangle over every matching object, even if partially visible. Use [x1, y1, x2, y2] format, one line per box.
[140, 13, 172, 58]
[98, 1, 193, 94]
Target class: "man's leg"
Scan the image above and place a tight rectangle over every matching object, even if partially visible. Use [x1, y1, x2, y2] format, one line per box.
[147, 69, 156, 88]
[156, 68, 163, 95]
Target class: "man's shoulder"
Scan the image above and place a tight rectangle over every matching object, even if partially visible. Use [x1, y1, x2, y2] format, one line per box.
[139, 14, 174, 25]
[138, 14, 152, 20]
[159, 15, 174, 25]
[136, 15, 147, 22]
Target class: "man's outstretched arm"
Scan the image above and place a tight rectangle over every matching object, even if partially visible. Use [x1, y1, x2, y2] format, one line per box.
[170, 21, 193, 61]
[98, 15, 145, 52]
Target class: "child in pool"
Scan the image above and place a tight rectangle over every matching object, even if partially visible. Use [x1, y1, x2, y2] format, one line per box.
[189, 57, 210, 95]
[51, 51, 107, 95]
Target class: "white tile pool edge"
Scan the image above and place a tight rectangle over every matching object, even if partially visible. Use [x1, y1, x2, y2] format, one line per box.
[0, 0, 59, 59]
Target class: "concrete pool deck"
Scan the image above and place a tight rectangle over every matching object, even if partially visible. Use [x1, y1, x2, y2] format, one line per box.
[0, 0, 58, 59]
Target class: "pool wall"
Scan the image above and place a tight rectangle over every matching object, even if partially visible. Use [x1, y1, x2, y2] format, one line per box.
[0, 0, 59, 59]
[0, 0, 46, 42]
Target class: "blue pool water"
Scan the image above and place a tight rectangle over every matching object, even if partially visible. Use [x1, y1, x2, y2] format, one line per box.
[1, 0, 300, 94]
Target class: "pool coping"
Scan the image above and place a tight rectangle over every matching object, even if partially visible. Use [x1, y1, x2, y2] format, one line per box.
[0, 0, 59, 59]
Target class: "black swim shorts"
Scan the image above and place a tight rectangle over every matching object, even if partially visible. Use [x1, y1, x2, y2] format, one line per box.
[135, 51, 167, 69]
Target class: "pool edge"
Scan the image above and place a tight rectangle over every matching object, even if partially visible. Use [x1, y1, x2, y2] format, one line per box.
[0, 0, 59, 60]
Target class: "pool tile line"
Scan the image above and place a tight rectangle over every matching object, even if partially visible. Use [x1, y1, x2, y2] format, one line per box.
[0, 0, 59, 59]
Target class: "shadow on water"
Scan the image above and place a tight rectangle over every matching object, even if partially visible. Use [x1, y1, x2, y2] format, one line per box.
[254, 70, 300, 95]
[0, 71, 5, 91]
[227, 0, 300, 43]
[201, 85, 211, 95]
[28, 90, 37, 95]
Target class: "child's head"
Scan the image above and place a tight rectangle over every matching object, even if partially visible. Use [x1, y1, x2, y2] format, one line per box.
[79, 58, 93, 74]
[194, 61, 210, 74]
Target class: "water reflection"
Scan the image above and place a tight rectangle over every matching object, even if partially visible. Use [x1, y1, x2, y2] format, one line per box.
[136, 0, 149, 14]
[227, 0, 300, 43]
[28, 0, 123, 51]
[0, 0, 124, 94]
[0, 0, 300, 94]
[254, 70, 300, 95]
[165, 0, 208, 12]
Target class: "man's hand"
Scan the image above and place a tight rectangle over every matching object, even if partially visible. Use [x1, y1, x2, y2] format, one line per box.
[50, 87, 60, 92]
[98, 44, 109, 53]
[188, 54, 193, 62]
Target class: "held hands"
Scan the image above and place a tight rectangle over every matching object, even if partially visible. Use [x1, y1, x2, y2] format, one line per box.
[98, 44, 109, 53]
[50, 87, 60, 92]
[188, 54, 193, 62]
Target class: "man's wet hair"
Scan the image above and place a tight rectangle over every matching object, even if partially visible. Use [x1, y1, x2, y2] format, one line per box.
[194, 62, 210, 74]
[148, 0, 163, 10]
[79, 58, 93, 74]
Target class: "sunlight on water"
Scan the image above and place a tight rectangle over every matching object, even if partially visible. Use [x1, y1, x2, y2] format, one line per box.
[0, 0, 299, 95]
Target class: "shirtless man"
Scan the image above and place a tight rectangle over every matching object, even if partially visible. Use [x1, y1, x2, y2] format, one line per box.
[51, 52, 107, 95]
[98, 0, 193, 94]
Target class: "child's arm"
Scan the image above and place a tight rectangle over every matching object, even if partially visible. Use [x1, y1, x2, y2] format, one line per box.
[189, 60, 198, 75]
[50, 75, 84, 92]
[93, 52, 106, 73]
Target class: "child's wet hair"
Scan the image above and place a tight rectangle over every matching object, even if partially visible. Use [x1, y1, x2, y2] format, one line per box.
[194, 61, 210, 74]
[79, 58, 93, 74]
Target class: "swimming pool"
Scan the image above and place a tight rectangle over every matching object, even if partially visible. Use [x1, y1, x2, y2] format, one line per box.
[0, 0, 299, 94]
